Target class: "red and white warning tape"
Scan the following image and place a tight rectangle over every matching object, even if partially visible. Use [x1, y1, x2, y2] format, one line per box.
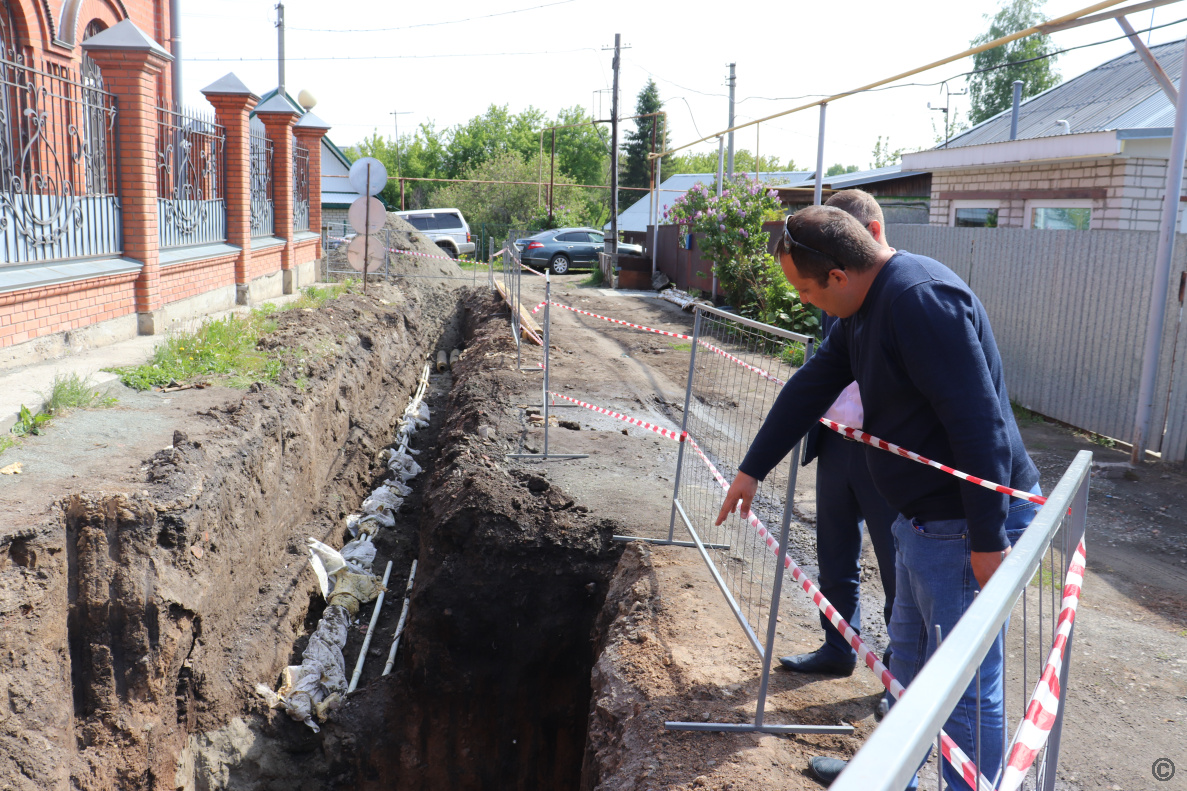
[698, 340, 787, 386]
[547, 392, 684, 441]
[520, 262, 548, 278]
[820, 419, 1048, 506]
[1000, 538, 1086, 791]
[533, 300, 695, 340]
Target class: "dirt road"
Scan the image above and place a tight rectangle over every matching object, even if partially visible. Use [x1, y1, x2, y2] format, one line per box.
[515, 273, 1187, 791]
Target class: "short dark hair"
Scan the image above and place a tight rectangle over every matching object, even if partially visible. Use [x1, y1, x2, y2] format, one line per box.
[825, 189, 884, 229]
[780, 205, 883, 286]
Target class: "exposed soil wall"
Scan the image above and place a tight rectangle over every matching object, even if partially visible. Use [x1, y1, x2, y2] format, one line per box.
[0, 279, 464, 790]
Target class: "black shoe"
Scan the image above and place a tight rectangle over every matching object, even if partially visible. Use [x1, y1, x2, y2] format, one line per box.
[808, 756, 847, 784]
[779, 648, 856, 677]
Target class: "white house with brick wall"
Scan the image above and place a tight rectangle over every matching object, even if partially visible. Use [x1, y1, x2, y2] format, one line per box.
[903, 40, 1187, 233]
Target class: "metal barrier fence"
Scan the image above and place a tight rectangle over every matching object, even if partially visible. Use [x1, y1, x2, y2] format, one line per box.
[835, 450, 1090, 791]
[0, 52, 121, 264]
[249, 123, 274, 239]
[156, 104, 226, 249]
[658, 305, 845, 735]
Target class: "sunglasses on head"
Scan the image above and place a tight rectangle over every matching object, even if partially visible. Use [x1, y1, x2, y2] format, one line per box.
[782, 225, 843, 270]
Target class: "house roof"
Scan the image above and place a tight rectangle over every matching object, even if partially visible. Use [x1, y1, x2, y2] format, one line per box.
[611, 171, 813, 232]
[945, 40, 1182, 149]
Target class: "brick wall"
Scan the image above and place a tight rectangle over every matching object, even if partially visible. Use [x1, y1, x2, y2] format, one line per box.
[293, 237, 319, 267]
[323, 207, 349, 234]
[249, 247, 283, 281]
[0, 271, 138, 348]
[159, 256, 236, 305]
[928, 157, 1187, 230]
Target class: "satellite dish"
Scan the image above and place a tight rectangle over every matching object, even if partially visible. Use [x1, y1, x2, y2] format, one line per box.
[349, 196, 386, 235]
[347, 234, 385, 273]
[297, 89, 317, 110]
[349, 157, 388, 197]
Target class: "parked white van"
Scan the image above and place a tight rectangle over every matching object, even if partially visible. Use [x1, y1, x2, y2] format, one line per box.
[394, 208, 475, 258]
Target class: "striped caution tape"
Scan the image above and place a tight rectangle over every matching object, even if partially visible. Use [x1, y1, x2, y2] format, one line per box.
[546, 392, 684, 441]
[534, 300, 694, 340]
[697, 340, 787, 386]
[820, 419, 1048, 506]
[1000, 538, 1087, 791]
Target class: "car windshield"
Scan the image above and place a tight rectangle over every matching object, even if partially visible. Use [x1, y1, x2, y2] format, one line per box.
[435, 213, 463, 229]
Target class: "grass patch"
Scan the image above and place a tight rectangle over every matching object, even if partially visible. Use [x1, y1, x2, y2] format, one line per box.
[7, 373, 117, 444]
[288, 280, 355, 310]
[111, 309, 283, 391]
[0, 435, 13, 456]
[670, 342, 691, 352]
[1011, 401, 1045, 424]
[1029, 564, 1064, 592]
[581, 268, 605, 287]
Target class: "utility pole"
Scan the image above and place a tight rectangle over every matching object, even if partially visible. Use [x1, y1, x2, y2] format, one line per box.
[727, 63, 736, 178]
[276, 2, 285, 94]
[608, 33, 622, 259]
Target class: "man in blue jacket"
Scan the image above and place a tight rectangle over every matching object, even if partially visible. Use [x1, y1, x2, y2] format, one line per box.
[716, 205, 1040, 789]
[780, 190, 898, 686]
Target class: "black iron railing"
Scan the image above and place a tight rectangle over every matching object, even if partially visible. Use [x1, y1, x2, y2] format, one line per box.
[156, 104, 226, 249]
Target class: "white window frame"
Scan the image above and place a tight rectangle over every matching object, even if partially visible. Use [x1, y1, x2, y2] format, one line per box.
[949, 199, 1001, 228]
[1024, 198, 1094, 230]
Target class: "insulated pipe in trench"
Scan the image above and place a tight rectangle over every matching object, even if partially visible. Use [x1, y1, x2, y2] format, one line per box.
[436, 350, 448, 372]
[449, 349, 461, 370]
[383, 560, 419, 676]
[348, 560, 393, 693]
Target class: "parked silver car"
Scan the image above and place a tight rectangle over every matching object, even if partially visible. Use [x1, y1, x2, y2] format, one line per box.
[394, 208, 475, 258]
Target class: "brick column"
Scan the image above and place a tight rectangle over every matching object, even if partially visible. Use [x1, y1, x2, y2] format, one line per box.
[202, 74, 259, 305]
[82, 21, 173, 335]
[256, 94, 299, 293]
[294, 111, 331, 260]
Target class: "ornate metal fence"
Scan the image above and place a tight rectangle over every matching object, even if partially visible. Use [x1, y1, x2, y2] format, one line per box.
[249, 123, 273, 238]
[292, 135, 309, 233]
[156, 104, 225, 249]
[0, 52, 121, 265]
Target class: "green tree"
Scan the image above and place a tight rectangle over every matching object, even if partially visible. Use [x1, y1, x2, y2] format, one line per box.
[871, 136, 909, 169]
[667, 149, 795, 176]
[968, 0, 1061, 125]
[826, 163, 860, 176]
[621, 80, 671, 206]
[550, 105, 610, 188]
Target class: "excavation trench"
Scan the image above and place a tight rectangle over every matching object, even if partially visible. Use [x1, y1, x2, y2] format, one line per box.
[4, 283, 625, 790]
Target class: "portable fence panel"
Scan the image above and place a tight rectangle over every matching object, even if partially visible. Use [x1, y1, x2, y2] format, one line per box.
[888, 225, 1187, 457]
[0, 53, 121, 265]
[157, 105, 227, 249]
[1163, 249, 1187, 461]
[671, 307, 812, 656]
[834, 450, 1091, 791]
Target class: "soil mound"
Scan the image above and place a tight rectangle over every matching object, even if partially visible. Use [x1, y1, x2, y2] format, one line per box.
[324, 212, 467, 281]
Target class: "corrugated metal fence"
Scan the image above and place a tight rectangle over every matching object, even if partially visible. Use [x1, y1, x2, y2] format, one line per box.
[888, 225, 1187, 462]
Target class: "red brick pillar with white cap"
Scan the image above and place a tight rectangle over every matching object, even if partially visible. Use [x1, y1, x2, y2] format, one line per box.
[82, 20, 173, 335]
[294, 111, 331, 261]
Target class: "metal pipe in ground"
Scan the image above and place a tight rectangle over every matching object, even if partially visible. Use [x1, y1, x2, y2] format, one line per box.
[436, 350, 448, 372]
[383, 559, 419, 676]
[347, 560, 393, 693]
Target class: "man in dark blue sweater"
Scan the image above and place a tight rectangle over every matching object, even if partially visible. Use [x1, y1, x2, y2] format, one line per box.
[716, 205, 1040, 789]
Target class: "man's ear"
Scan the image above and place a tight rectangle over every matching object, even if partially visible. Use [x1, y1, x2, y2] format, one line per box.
[867, 219, 884, 244]
[829, 268, 850, 289]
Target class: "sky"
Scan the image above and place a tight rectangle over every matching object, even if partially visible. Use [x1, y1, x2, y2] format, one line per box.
[178, 0, 1187, 172]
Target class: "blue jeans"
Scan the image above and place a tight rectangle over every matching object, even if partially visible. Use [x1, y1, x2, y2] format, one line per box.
[815, 430, 898, 662]
[888, 484, 1042, 791]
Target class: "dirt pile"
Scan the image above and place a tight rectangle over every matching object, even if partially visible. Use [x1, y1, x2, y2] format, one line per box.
[325, 212, 467, 280]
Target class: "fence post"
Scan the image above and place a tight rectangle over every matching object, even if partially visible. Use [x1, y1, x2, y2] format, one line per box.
[81, 21, 173, 336]
[201, 74, 258, 306]
[295, 112, 331, 269]
[255, 93, 299, 293]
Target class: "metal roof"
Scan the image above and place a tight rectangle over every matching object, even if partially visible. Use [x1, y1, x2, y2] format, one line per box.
[611, 171, 813, 232]
[946, 40, 1182, 148]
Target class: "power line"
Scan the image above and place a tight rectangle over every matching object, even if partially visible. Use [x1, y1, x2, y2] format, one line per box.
[186, 46, 600, 62]
[287, 0, 577, 33]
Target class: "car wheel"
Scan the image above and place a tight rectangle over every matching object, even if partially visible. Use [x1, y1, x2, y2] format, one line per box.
[550, 254, 571, 275]
[437, 243, 458, 259]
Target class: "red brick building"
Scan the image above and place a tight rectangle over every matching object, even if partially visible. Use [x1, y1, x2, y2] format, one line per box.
[0, 0, 329, 362]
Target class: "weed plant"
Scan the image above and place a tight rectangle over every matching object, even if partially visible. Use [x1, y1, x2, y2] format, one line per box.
[6, 373, 117, 446]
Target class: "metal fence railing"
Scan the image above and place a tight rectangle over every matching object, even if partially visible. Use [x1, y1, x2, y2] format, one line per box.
[292, 134, 309, 233]
[156, 104, 226, 249]
[249, 123, 273, 239]
[835, 450, 1090, 791]
[0, 51, 121, 264]
[659, 305, 844, 736]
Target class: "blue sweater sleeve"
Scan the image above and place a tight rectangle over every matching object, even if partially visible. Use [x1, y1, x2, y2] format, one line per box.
[738, 325, 854, 481]
[890, 283, 1011, 552]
